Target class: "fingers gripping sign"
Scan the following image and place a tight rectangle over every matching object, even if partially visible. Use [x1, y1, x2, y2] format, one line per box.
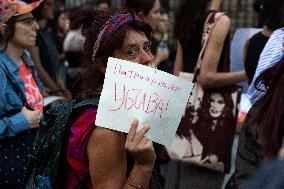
[126, 119, 139, 142]
[125, 119, 156, 167]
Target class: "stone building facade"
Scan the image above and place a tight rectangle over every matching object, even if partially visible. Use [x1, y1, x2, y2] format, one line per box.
[62, 0, 259, 44]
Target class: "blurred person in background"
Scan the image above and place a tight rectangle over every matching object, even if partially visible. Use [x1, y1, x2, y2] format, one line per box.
[154, 8, 174, 73]
[253, 0, 265, 27]
[229, 55, 284, 189]
[247, 29, 284, 104]
[0, 0, 43, 188]
[244, 0, 284, 85]
[50, 9, 69, 64]
[247, 4, 284, 104]
[125, 0, 170, 69]
[32, 0, 71, 100]
[226, 32, 284, 189]
[92, 0, 111, 14]
[167, 0, 247, 188]
[63, 6, 85, 97]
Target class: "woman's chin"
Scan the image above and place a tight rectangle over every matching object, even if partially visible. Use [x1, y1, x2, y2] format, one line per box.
[25, 42, 36, 49]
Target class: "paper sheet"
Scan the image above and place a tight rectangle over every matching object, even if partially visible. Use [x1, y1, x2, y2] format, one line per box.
[43, 96, 64, 107]
[95, 57, 194, 146]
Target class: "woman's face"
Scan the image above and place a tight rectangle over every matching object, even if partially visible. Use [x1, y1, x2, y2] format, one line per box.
[42, 0, 55, 20]
[10, 13, 39, 48]
[143, 0, 161, 31]
[209, 93, 225, 118]
[158, 13, 169, 34]
[97, 3, 110, 14]
[57, 12, 69, 33]
[112, 28, 153, 66]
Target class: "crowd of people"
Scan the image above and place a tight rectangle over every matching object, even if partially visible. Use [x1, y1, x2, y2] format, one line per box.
[0, 0, 284, 188]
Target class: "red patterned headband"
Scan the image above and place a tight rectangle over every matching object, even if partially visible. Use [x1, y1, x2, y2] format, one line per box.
[92, 12, 142, 62]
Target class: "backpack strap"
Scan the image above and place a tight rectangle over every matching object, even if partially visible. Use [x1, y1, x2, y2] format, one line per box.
[73, 97, 100, 110]
[39, 97, 100, 128]
[24, 97, 100, 189]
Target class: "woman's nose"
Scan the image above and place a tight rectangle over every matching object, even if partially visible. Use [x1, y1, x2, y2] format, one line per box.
[140, 50, 153, 66]
[32, 21, 40, 31]
[212, 102, 218, 108]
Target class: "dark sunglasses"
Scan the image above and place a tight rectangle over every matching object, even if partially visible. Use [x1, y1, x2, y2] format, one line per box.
[14, 17, 36, 26]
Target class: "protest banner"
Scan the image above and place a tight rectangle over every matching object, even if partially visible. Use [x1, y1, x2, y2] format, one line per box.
[95, 57, 194, 146]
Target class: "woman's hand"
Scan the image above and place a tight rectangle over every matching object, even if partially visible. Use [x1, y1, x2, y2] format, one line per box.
[60, 88, 72, 102]
[153, 47, 170, 67]
[21, 107, 42, 129]
[156, 47, 169, 62]
[125, 119, 156, 167]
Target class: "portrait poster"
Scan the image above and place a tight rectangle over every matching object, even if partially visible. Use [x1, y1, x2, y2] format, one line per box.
[167, 72, 242, 172]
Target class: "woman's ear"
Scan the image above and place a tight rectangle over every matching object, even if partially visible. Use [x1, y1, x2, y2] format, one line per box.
[138, 11, 145, 19]
[97, 60, 107, 74]
[0, 24, 7, 35]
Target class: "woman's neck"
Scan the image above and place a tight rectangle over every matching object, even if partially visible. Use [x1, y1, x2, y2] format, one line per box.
[6, 42, 24, 66]
[38, 19, 48, 29]
[261, 26, 273, 37]
[209, 0, 221, 10]
[153, 31, 162, 40]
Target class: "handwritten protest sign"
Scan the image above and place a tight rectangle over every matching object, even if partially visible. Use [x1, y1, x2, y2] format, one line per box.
[95, 57, 194, 146]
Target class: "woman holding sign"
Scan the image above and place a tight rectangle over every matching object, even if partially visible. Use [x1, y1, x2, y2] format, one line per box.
[64, 8, 159, 189]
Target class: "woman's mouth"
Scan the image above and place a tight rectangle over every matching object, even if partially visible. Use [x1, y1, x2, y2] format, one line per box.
[30, 36, 37, 41]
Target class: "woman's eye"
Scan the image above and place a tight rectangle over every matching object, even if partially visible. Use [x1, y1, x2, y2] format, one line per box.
[143, 44, 151, 53]
[24, 19, 32, 25]
[218, 100, 225, 104]
[126, 48, 138, 56]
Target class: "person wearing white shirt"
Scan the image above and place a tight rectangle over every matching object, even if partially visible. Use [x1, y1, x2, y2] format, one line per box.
[247, 28, 284, 104]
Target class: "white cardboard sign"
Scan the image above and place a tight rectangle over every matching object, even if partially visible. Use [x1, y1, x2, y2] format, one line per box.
[95, 57, 194, 146]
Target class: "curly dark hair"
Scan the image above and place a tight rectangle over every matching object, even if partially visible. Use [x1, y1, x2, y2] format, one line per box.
[201, 89, 234, 122]
[67, 6, 84, 30]
[125, 0, 156, 15]
[50, 9, 67, 33]
[174, 0, 211, 48]
[70, 8, 152, 99]
[258, 0, 284, 30]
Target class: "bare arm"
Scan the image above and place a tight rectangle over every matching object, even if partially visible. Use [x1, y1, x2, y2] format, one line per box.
[152, 47, 169, 67]
[243, 39, 250, 66]
[243, 39, 250, 78]
[174, 40, 184, 76]
[87, 120, 155, 189]
[29, 46, 72, 100]
[87, 127, 127, 189]
[198, 16, 247, 89]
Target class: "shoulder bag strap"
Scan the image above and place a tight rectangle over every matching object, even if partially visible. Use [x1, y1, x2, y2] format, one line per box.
[73, 96, 100, 109]
[193, 11, 225, 82]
